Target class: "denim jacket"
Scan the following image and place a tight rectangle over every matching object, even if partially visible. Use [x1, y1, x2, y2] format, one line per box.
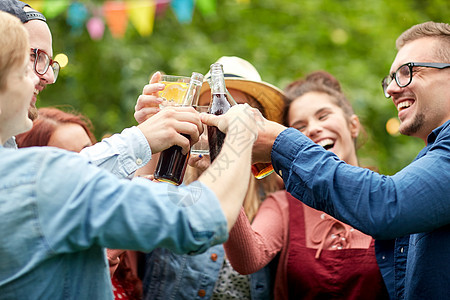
[0, 146, 228, 299]
[143, 245, 273, 300]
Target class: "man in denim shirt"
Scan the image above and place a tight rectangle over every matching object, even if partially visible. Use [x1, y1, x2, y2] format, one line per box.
[0, 0, 174, 179]
[244, 21, 450, 299]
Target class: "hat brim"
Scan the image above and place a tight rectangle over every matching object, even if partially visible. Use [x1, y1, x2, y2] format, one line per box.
[199, 78, 285, 123]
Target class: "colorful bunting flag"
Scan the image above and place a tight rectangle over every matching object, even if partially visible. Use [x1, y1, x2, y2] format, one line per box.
[126, 1, 156, 36]
[103, 1, 129, 38]
[43, 0, 70, 18]
[25, 0, 43, 12]
[18, 0, 248, 40]
[155, 0, 171, 17]
[196, 0, 216, 16]
[67, 2, 89, 32]
[171, 0, 194, 24]
[86, 17, 105, 40]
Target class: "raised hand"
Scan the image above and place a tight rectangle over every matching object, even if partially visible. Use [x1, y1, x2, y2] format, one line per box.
[134, 71, 164, 124]
[137, 106, 203, 155]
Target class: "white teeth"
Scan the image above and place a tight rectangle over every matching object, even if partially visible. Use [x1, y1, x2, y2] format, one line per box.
[397, 100, 413, 110]
[317, 138, 334, 149]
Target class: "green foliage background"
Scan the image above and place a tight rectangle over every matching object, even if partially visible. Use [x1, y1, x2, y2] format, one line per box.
[41, 0, 449, 175]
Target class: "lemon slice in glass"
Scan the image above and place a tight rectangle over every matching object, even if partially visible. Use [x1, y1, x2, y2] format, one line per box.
[159, 81, 189, 107]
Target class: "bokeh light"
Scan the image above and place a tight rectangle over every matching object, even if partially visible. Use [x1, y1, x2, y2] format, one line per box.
[386, 117, 400, 136]
[54, 53, 69, 68]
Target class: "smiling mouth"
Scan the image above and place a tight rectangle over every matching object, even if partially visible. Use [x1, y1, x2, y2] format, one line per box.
[397, 100, 413, 111]
[317, 138, 335, 150]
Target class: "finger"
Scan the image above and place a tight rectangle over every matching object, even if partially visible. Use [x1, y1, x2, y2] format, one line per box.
[188, 154, 203, 165]
[142, 83, 166, 95]
[135, 95, 162, 111]
[150, 71, 162, 84]
[170, 132, 192, 155]
[164, 108, 203, 139]
[134, 107, 161, 124]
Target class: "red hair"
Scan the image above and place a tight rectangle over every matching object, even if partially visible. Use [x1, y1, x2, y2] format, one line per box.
[16, 107, 96, 148]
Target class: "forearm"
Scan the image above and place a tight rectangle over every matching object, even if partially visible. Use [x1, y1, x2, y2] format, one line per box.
[273, 128, 450, 239]
[199, 127, 254, 231]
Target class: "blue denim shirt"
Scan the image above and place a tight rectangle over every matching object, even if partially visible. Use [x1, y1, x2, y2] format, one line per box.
[0, 146, 228, 299]
[143, 245, 273, 300]
[272, 120, 450, 299]
[5, 126, 152, 179]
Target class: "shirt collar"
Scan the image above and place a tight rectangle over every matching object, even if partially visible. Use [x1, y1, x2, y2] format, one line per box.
[427, 120, 450, 144]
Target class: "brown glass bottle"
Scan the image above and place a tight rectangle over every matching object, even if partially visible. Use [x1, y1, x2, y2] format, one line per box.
[154, 72, 204, 185]
[207, 63, 236, 162]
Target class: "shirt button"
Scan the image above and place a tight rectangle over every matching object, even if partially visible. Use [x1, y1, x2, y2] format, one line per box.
[400, 247, 404, 253]
[210, 253, 218, 262]
[382, 256, 386, 260]
[136, 158, 143, 165]
[198, 289, 206, 297]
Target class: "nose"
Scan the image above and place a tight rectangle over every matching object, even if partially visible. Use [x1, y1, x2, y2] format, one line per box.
[39, 67, 55, 85]
[385, 78, 402, 98]
[305, 120, 322, 139]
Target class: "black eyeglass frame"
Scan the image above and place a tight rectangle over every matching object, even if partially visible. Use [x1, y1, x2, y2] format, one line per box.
[382, 62, 450, 98]
[30, 48, 60, 83]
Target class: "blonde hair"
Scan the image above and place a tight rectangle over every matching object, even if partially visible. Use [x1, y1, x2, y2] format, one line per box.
[0, 11, 29, 90]
[396, 21, 450, 61]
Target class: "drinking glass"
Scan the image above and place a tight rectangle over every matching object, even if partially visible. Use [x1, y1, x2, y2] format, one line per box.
[158, 75, 190, 108]
[191, 106, 210, 156]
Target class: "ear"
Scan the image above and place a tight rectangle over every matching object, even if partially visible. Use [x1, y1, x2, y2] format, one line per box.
[349, 114, 360, 139]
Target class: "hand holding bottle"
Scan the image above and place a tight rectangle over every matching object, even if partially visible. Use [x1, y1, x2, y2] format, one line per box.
[137, 106, 203, 155]
[201, 104, 259, 142]
[154, 72, 204, 185]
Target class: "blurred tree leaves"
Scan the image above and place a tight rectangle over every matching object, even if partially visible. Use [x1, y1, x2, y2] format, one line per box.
[41, 0, 448, 174]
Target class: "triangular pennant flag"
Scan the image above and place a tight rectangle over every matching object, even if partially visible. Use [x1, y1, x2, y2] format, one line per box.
[25, 0, 44, 12]
[171, 0, 194, 24]
[155, 0, 170, 17]
[196, 0, 216, 16]
[103, 1, 129, 38]
[126, 0, 156, 36]
[86, 17, 105, 40]
[67, 2, 88, 30]
[43, 0, 69, 18]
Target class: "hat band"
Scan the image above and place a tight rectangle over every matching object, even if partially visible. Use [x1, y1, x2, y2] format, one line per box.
[224, 74, 243, 78]
[26, 11, 46, 22]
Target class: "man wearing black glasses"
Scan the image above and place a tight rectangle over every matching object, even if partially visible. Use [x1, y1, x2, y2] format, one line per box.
[0, 0, 200, 181]
[234, 21, 450, 299]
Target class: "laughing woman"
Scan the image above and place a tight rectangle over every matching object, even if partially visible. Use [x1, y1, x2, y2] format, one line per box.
[224, 71, 389, 300]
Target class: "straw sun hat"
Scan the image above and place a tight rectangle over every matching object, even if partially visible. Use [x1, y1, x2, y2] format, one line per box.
[199, 56, 285, 124]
